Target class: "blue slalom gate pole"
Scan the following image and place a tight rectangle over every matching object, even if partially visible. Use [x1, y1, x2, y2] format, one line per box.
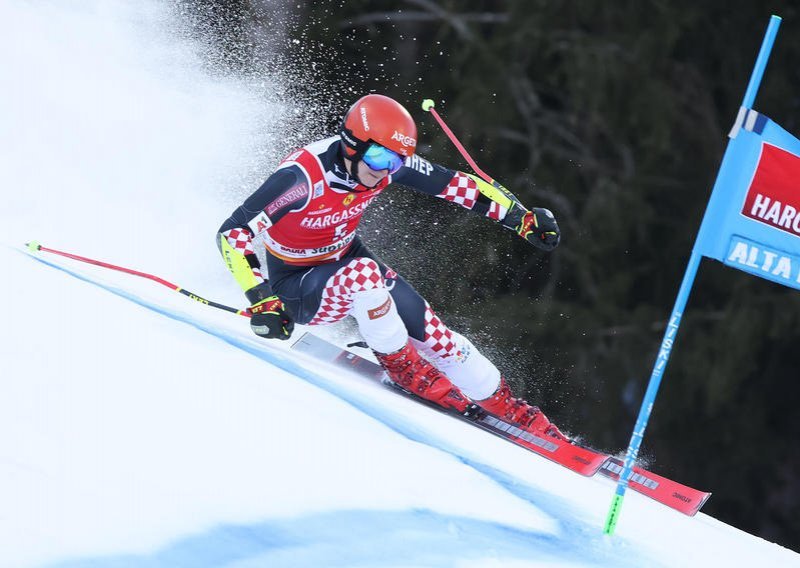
[602, 252, 700, 534]
[742, 15, 782, 109]
[603, 15, 782, 535]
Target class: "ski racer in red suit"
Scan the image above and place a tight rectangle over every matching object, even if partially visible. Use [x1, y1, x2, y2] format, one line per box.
[218, 94, 567, 440]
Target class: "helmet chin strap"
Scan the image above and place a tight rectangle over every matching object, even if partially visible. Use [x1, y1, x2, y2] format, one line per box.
[344, 157, 364, 186]
[342, 151, 377, 190]
[339, 139, 383, 190]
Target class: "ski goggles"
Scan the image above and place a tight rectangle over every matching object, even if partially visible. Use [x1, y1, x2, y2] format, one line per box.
[362, 143, 405, 174]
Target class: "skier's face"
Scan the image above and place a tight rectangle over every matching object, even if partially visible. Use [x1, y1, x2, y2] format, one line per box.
[356, 159, 389, 188]
[362, 143, 405, 173]
[344, 143, 404, 188]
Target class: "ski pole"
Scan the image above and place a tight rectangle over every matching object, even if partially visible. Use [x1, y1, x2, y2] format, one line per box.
[25, 241, 251, 318]
[421, 98, 523, 211]
[421, 98, 502, 188]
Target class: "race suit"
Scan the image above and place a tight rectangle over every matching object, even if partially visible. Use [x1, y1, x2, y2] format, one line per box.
[218, 136, 516, 399]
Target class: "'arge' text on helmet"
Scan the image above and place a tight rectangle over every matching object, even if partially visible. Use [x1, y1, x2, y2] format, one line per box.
[391, 131, 416, 147]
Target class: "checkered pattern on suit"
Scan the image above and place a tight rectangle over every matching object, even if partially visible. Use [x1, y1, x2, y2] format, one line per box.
[438, 172, 479, 208]
[419, 302, 458, 356]
[487, 200, 508, 221]
[308, 258, 385, 325]
[222, 228, 263, 279]
[223, 228, 256, 255]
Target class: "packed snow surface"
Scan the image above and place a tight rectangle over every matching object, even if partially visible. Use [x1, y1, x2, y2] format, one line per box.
[1, 1, 798, 566]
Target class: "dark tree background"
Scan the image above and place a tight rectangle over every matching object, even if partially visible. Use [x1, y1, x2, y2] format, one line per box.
[183, 0, 800, 552]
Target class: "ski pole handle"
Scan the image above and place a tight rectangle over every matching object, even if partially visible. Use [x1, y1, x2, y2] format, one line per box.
[26, 241, 252, 318]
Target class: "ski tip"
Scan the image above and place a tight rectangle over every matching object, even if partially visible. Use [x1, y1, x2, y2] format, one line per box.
[421, 99, 435, 112]
[26, 241, 42, 253]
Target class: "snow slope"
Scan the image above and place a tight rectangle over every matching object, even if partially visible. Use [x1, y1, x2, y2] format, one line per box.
[1, 1, 799, 567]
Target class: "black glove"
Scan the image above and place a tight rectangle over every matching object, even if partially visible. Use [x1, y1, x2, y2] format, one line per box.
[246, 282, 294, 340]
[503, 204, 561, 251]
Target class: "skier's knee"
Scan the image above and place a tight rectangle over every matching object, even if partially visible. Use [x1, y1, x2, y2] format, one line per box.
[351, 286, 408, 353]
[342, 257, 385, 292]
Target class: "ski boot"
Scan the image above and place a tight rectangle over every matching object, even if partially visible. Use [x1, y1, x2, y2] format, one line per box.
[477, 377, 569, 442]
[375, 340, 470, 413]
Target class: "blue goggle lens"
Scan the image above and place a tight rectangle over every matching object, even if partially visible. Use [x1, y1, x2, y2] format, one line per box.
[362, 143, 405, 174]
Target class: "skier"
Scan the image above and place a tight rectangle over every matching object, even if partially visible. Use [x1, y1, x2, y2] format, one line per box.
[217, 94, 567, 440]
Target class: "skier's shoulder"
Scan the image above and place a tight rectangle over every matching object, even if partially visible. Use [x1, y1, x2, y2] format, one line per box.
[391, 151, 454, 194]
[277, 136, 340, 176]
[305, 135, 340, 158]
[279, 136, 338, 166]
[397, 153, 437, 177]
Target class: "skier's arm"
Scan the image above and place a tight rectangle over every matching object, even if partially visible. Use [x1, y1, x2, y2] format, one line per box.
[392, 156, 506, 219]
[217, 166, 308, 339]
[392, 156, 560, 250]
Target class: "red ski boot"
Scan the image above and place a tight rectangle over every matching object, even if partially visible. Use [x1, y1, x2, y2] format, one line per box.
[477, 377, 569, 442]
[375, 340, 470, 413]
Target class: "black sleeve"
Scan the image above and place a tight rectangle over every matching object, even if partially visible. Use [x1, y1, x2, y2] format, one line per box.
[391, 154, 497, 217]
[219, 165, 308, 234]
[391, 154, 455, 196]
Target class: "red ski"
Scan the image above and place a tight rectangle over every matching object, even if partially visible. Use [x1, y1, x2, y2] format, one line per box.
[291, 332, 711, 516]
[597, 458, 710, 515]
